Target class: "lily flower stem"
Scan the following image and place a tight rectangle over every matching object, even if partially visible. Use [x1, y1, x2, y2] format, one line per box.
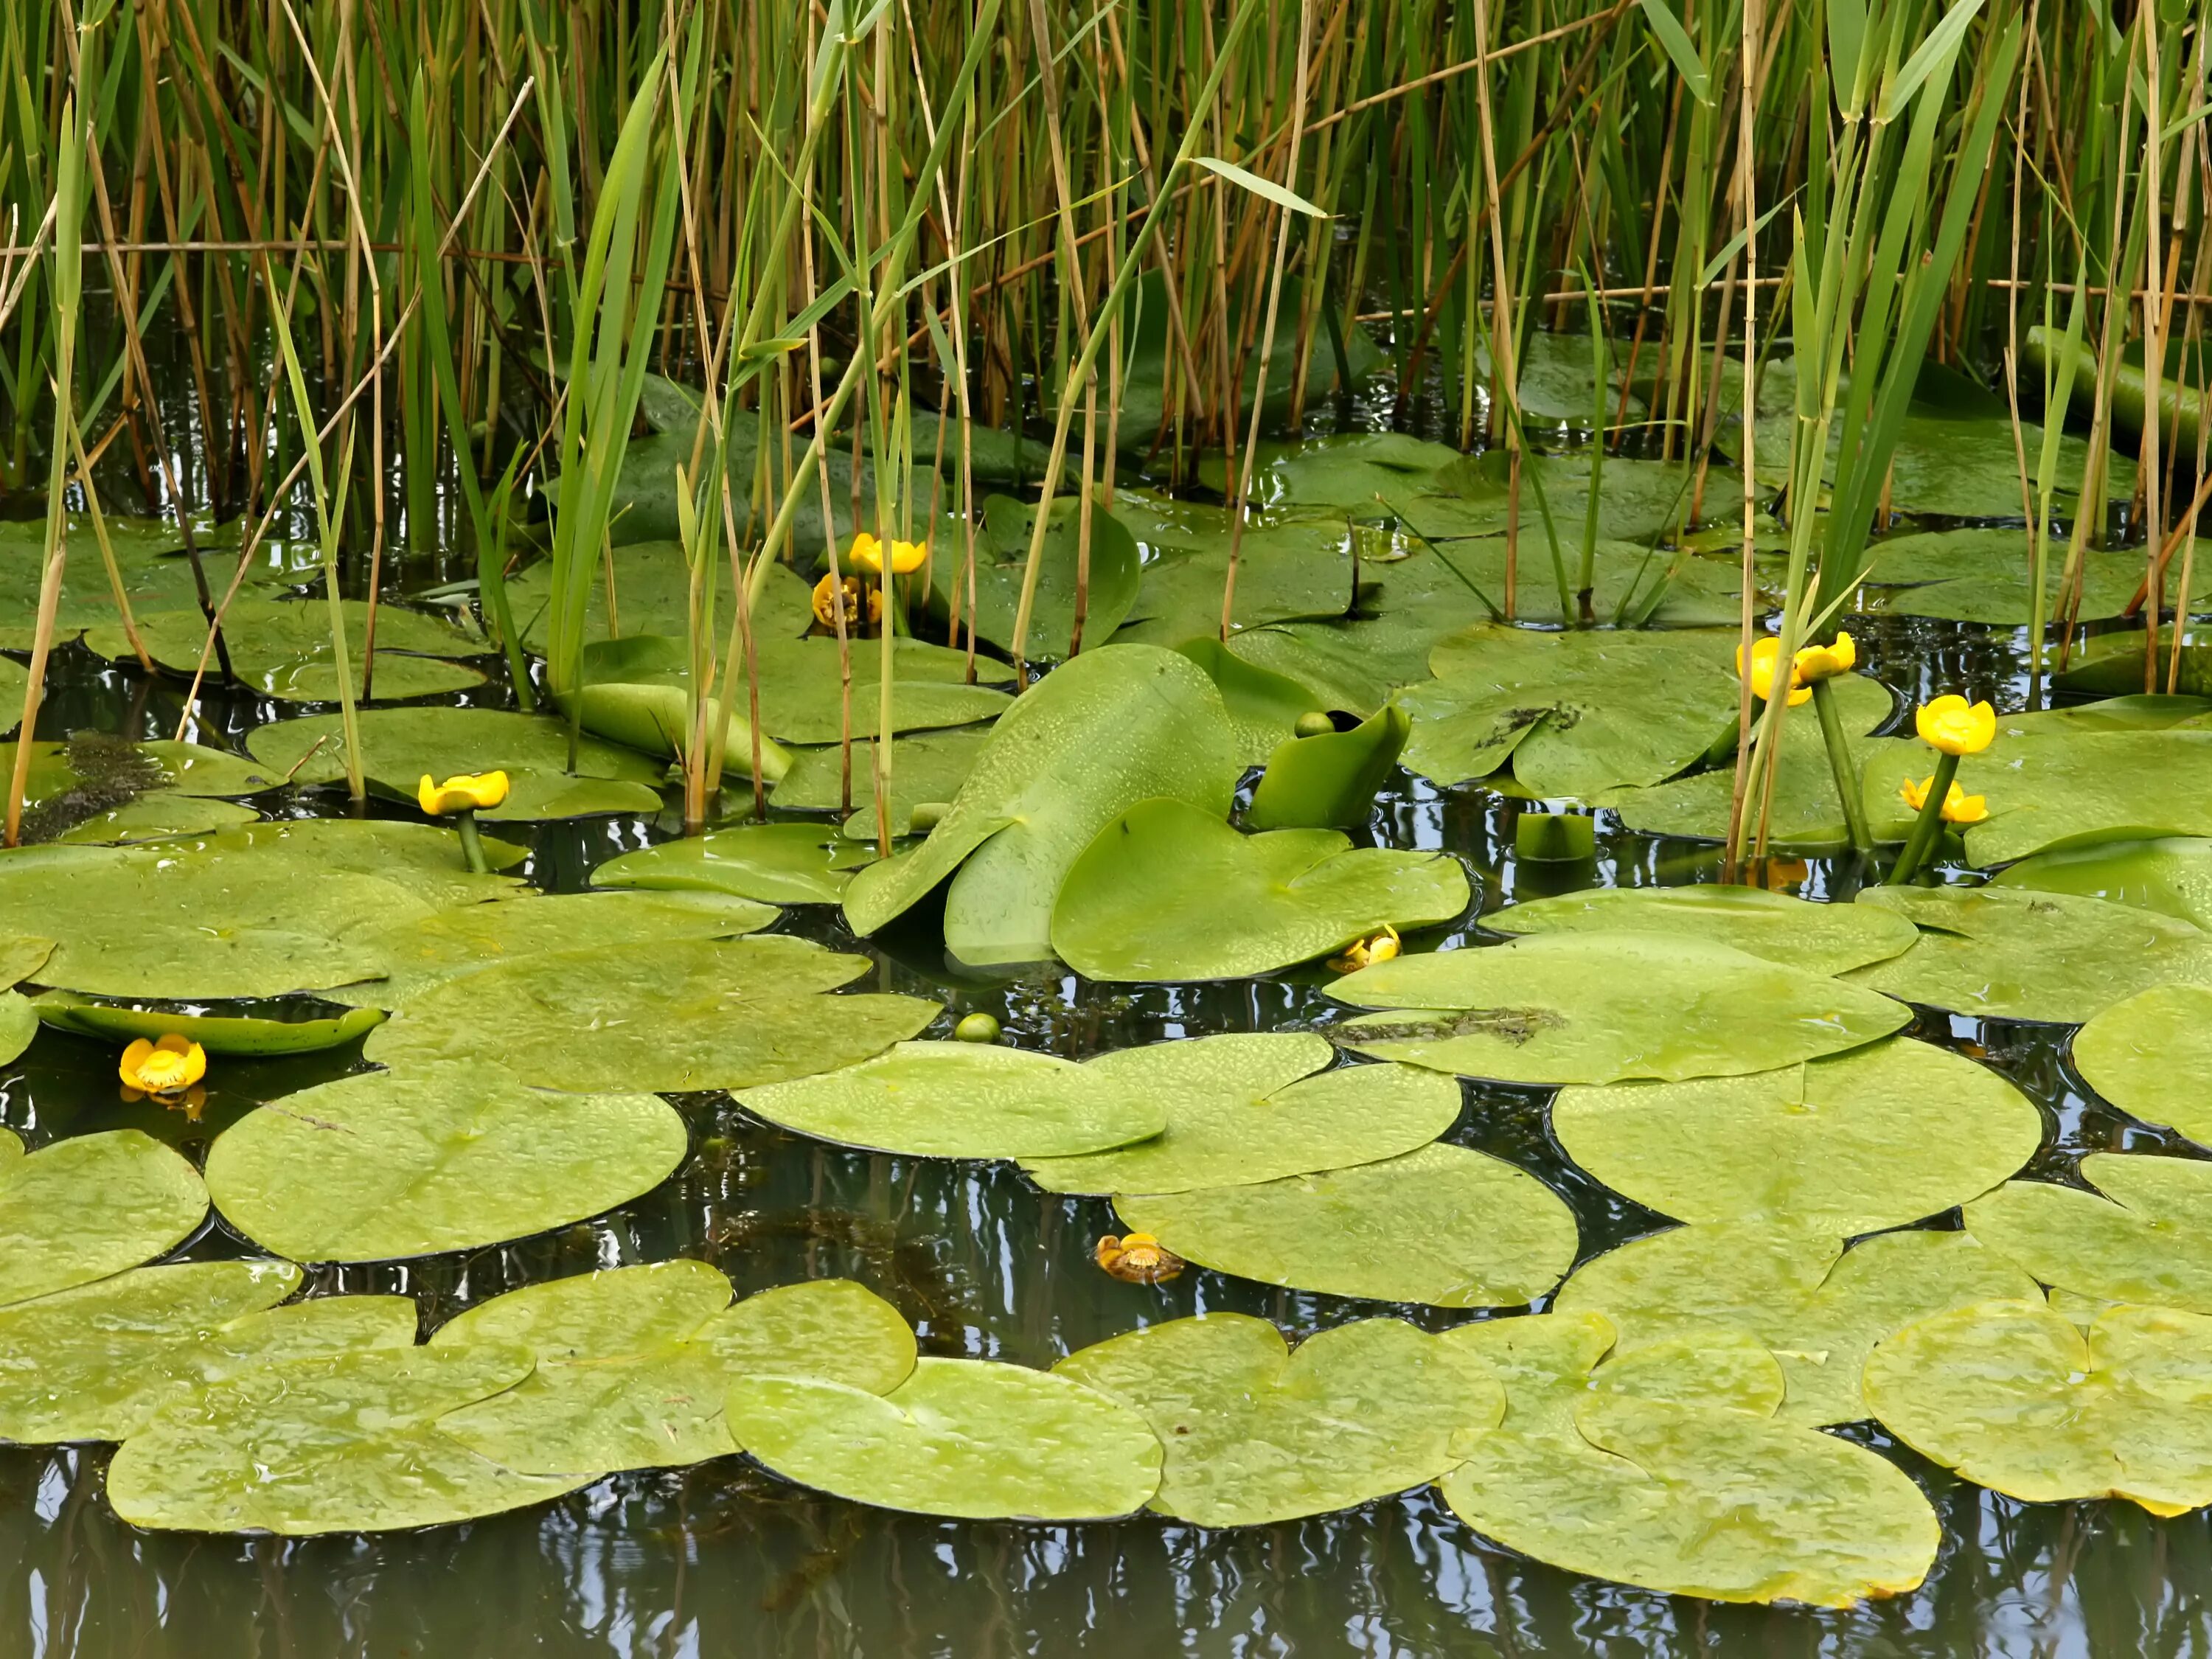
[1887, 751, 1959, 886]
[1809, 678, 1872, 855]
[456, 810, 490, 877]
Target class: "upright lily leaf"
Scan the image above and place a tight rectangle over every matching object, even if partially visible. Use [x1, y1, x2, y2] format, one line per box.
[207, 1064, 688, 1262]
[1051, 799, 1470, 981]
[1868, 1300, 2212, 1515]
[1329, 935, 1908, 1085]
[727, 1357, 1161, 1520]
[1247, 705, 1411, 830]
[1056, 1314, 1503, 1526]
[1552, 1038, 2042, 1231]
[32, 990, 385, 1055]
[1114, 1142, 1576, 1307]
[842, 644, 1245, 964]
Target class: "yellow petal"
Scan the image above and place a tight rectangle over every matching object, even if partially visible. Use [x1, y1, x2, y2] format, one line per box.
[888, 539, 928, 574]
[1915, 695, 1997, 757]
[846, 532, 886, 575]
[118, 1037, 154, 1089]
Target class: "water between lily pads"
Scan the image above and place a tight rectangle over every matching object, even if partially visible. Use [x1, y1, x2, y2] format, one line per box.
[2, 605, 2204, 1658]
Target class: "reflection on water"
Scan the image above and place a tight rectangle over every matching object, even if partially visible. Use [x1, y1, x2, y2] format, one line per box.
[4, 563, 2211, 1656]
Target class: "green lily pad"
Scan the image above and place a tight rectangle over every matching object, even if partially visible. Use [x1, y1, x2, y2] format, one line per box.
[2073, 985, 2212, 1144]
[727, 1356, 1161, 1520]
[1855, 529, 2149, 625]
[1554, 1222, 2042, 1427]
[924, 495, 1141, 662]
[439, 1273, 915, 1477]
[0, 1262, 416, 1441]
[0, 737, 282, 827]
[32, 990, 385, 1054]
[1019, 1033, 1458, 1195]
[1051, 799, 1470, 981]
[508, 541, 817, 654]
[1398, 627, 1739, 799]
[246, 706, 669, 821]
[0, 821, 518, 999]
[1172, 636, 1324, 764]
[1056, 1313, 1503, 1526]
[1329, 934, 1909, 1085]
[0, 992, 32, 1066]
[364, 936, 938, 1092]
[773, 727, 993, 838]
[736, 1041, 1164, 1160]
[1846, 886, 2212, 1023]
[1552, 1037, 2042, 1231]
[1247, 705, 1410, 830]
[1964, 1153, 2212, 1314]
[1395, 451, 1719, 546]
[1867, 1299, 2212, 1515]
[842, 644, 1244, 964]
[1441, 1310, 1790, 1437]
[547, 644, 791, 782]
[1441, 1388, 1939, 1608]
[106, 1345, 587, 1534]
[1488, 885, 1919, 975]
[0, 516, 274, 650]
[330, 889, 779, 1010]
[0, 1131, 207, 1310]
[55, 795, 261, 844]
[590, 824, 870, 905]
[1600, 675, 1905, 849]
[1110, 501, 1359, 647]
[0, 937, 51, 989]
[206, 1063, 688, 1262]
[86, 599, 487, 702]
[1113, 1142, 1576, 1307]
[1993, 836, 2212, 929]
[728, 635, 1014, 746]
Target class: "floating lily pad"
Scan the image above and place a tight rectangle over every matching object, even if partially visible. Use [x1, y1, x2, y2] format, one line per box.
[434, 1271, 917, 1478]
[55, 794, 261, 844]
[333, 889, 778, 1009]
[1993, 836, 2212, 929]
[1856, 529, 2149, 625]
[0, 1131, 208, 1310]
[107, 1344, 586, 1534]
[1113, 1142, 1576, 1307]
[1051, 799, 1470, 981]
[1555, 1222, 2042, 1427]
[1018, 1034, 1458, 1195]
[1394, 451, 1719, 547]
[1173, 637, 1323, 764]
[1600, 675, 1905, 849]
[0, 937, 50, 989]
[32, 990, 385, 1054]
[365, 936, 938, 1092]
[1488, 885, 1919, 975]
[1110, 500, 1357, 647]
[1867, 1299, 2212, 1515]
[86, 599, 487, 702]
[0, 993, 32, 1067]
[1056, 1313, 1502, 1527]
[0, 738, 282, 819]
[1442, 1388, 1939, 1607]
[1552, 1038, 2042, 1231]
[1398, 627, 1739, 800]
[2073, 986, 2212, 1144]
[732, 636, 1014, 745]
[0, 1262, 415, 1441]
[206, 1063, 688, 1262]
[727, 1356, 1161, 1520]
[737, 1041, 1164, 1161]
[1847, 886, 2212, 1023]
[246, 706, 667, 821]
[508, 541, 816, 653]
[773, 727, 992, 838]
[1964, 1154, 2212, 1314]
[590, 824, 871, 905]
[1247, 705, 1410, 830]
[0, 821, 518, 999]
[924, 494, 1141, 662]
[843, 644, 1244, 964]
[1329, 934, 1908, 1085]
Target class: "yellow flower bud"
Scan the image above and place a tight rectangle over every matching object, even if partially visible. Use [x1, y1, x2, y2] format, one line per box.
[1914, 695, 1997, 757]
[417, 772, 510, 815]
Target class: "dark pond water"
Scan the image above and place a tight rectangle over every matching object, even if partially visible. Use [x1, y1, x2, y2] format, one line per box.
[3, 444, 2208, 1655]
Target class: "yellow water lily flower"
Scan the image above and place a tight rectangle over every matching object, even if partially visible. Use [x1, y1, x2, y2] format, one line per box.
[1899, 774, 1989, 824]
[418, 771, 510, 815]
[846, 532, 927, 576]
[1095, 1231, 1184, 1284]
[1328, 924, 1401, 973]
[1914, 695, 1997, 757]
[119, 1034, 206, 1097]
[1793, 631, 1856, 682]
[811, 571, 883, 629]
[1736, 636, 1812, 706]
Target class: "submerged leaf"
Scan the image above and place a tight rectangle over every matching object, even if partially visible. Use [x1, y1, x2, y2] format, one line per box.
[1051, 798, 1470, 981]
[1329, 934, 1908, 1085]
[207, 1064, 688, 1262]
[1056, 1313, 1503, 1526]
[728, 1357, 1161, 1520]
[1114, 1142, 1576, 1307]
